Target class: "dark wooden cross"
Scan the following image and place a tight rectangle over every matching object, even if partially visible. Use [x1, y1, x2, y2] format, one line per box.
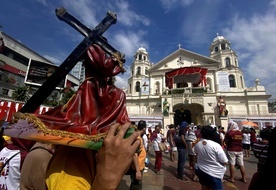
[20, 7, 125, 113]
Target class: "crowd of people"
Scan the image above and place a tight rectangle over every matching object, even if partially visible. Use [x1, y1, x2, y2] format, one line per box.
[1, 115, 276, 190]
[134, 120, 275, 190]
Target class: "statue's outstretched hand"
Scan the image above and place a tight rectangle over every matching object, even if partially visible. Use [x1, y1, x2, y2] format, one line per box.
[92, 123, 139, 190]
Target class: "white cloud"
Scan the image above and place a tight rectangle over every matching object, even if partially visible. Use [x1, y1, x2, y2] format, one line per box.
[223, 5, 276, 98]
[58, 0, 150, 29]
[270, 0, 276, 7]
[112, 30, 148, 59]
[179, 0, 223, 47]
[60, 0, 99, 28]
[115, 74, 129, 89]
[43, 55, 61, 65]
[159, 0, 194, 13]
[115, 0, 151, 27]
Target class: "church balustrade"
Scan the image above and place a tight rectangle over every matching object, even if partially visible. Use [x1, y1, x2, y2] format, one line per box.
[166, 87, 206, 97]
[171, 96, 203, 106]
[228, 110, 276, 117]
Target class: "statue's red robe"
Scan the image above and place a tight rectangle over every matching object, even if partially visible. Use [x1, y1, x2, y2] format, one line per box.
[34, 44, 129, 135]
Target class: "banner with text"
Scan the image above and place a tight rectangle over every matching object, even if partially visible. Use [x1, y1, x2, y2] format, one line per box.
[25, 59, 65, 88]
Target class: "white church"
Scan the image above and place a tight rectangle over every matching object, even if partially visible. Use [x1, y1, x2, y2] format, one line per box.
[125, 34, 274, 129]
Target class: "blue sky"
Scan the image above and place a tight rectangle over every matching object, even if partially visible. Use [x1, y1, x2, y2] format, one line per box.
[1, 0, 276, 99]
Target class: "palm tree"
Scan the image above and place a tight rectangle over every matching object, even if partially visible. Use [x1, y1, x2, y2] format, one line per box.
[60, 87, 76, 105]
[42, 87, 76, 107]
[12, 86, 30, 102]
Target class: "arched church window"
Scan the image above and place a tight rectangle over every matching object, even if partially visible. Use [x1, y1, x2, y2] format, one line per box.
[145, 67, 148, 75]
[131, 70, 133, 76]
[221, 43, 225, 50]
[155, 81, 160, 94]
[143, 55, 146, 61]
[138, 54, 142, 60]
[225, 57, 231, 67]
[129, 83, 132, 94]
[207, 77, 212, 92]
[136, 67, 141, 75]
[229, 75, 236, 87]
[135, 81, 140, 92]
[215, 47, 219, 52]
[240, 76, 244, 88]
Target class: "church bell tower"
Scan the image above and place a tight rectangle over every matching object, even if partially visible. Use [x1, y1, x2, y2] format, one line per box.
[209, 33, 245, 90]
[128, 46, 151, 96]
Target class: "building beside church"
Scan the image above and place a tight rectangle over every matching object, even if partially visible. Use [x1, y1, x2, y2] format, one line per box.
[126, 34, 274, 129]
[0, 31, 79, 100]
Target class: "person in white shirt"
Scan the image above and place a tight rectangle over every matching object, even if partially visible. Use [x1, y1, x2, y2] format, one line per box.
[194, 125, 228, 190]
[242, 128, 251, 157]
[142, 127, 149, 172]
[186, 125, 199, 181]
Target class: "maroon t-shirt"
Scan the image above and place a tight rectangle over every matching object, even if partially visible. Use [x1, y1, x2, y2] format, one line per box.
[225, 130, 243, 152]
[250, 131, 257, 143]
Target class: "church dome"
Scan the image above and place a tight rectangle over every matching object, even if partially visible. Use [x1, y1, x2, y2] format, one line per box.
[212, 34, 230, 45]
[137, 46, 148, 54]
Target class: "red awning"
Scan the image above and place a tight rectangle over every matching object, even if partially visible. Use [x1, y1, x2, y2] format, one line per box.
[0, 63, 26, 76]
[165, 67, 207, 89]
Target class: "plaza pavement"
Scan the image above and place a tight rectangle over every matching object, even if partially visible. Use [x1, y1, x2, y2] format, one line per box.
[118, 149, 258, 190]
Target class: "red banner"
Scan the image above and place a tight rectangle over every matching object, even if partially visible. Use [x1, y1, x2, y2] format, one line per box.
[0, 100, 52, 122]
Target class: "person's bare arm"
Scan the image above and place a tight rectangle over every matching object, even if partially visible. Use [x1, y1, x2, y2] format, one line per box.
[181, 135, 188, 147]
[133, 153, 142, 180]
[169, 131, 176, 147]
[91, 123, 140, 190]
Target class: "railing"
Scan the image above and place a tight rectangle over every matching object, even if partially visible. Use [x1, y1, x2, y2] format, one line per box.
[166, 87, 207, 96]
[228, 110, 276, 118]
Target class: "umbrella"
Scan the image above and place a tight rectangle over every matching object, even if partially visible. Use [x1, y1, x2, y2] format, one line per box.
[241, 120, 258, 128]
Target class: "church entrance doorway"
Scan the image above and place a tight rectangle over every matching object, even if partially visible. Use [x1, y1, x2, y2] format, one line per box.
[173, 103, 204, 126]
[174, 109, 191, 126]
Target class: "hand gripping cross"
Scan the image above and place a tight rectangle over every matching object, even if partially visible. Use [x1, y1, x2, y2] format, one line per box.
[20, 7, 125, 113]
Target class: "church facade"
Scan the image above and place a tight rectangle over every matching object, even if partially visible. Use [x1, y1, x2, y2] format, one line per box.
[125, 35, 273, 129]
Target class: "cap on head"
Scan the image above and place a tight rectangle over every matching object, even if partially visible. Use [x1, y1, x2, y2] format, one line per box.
[180, 121, 188, 129]
[137, 120, 147, 130]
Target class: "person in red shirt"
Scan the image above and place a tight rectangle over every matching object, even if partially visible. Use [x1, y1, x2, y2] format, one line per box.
[224, 121, 247, 183]
[166, 124, 177, 162]
[249, 128, 257, 150]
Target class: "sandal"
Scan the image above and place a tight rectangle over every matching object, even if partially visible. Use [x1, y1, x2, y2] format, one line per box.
[239, 178, 247, 183]
[192, 176, 199, 182]
[226, 178, 235, 183]
[156, 171, 163, 175]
